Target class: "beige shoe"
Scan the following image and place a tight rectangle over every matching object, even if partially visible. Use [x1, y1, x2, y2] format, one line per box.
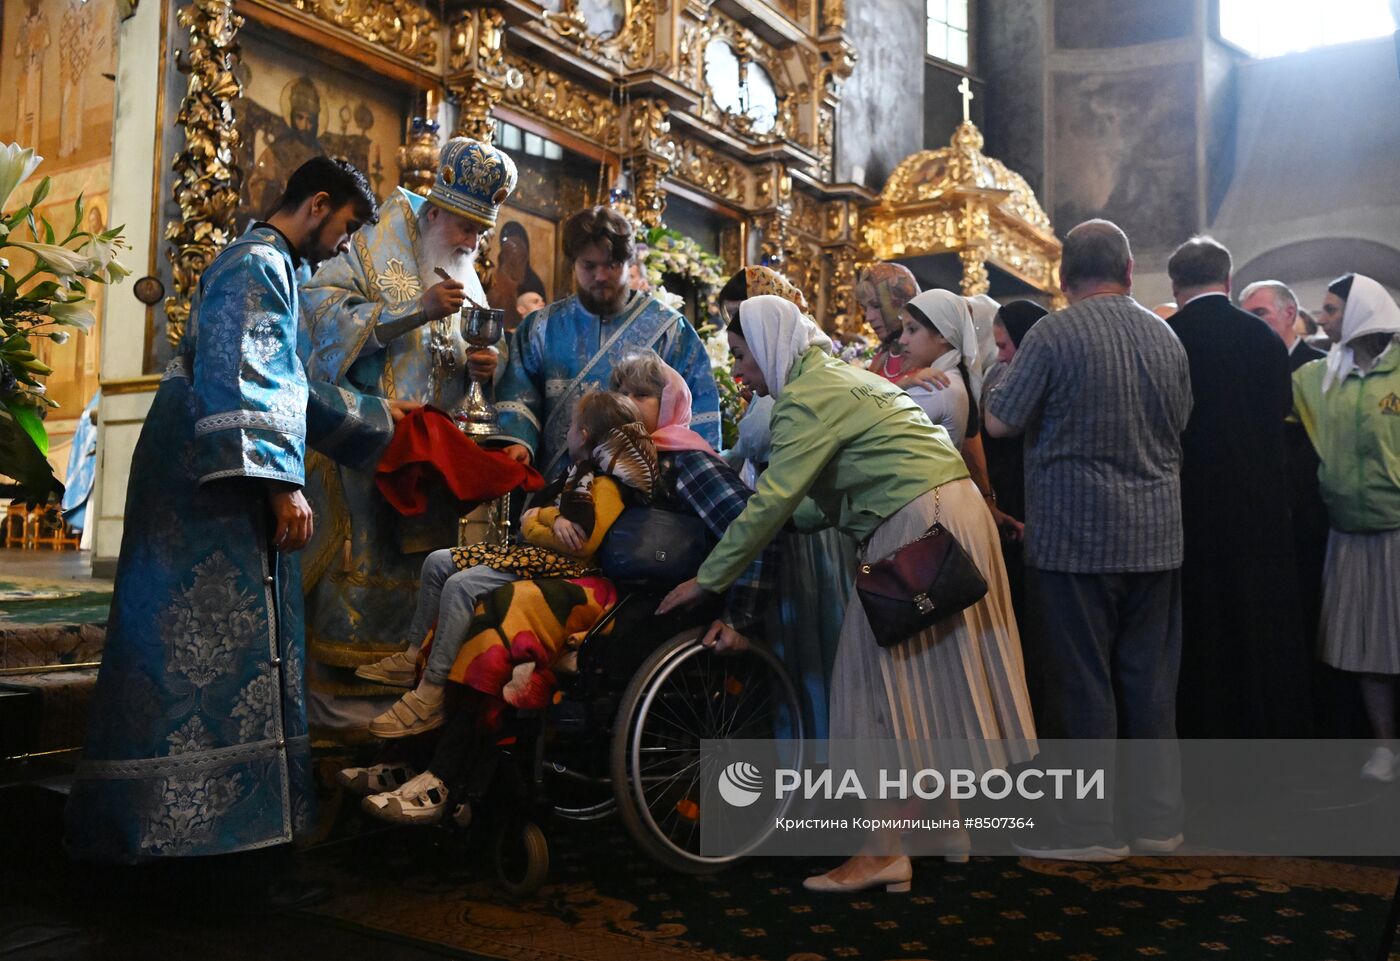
[355, 648, 419, 688]
[802, 856, 912, 894]
[368, 689, 445, 738]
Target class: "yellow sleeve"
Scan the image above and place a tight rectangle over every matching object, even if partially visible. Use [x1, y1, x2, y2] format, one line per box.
[522, 506, 563, 549]
[577, 476, 626, 560]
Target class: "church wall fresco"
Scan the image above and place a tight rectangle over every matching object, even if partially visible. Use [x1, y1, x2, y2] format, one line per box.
[833, 0, 923, 188]
[1052, 0, 1195, 51]
[1049, 61, 1198, 253]
[1, 0, 117, 475]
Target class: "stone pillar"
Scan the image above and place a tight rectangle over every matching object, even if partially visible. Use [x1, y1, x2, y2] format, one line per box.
[90, 0, 172, 575]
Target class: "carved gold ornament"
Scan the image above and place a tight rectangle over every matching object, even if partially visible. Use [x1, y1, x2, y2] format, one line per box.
[165, 0, 245, 348]
[280, 0, 439, 67]
[865, 120, 1062, 299]
[537, 0, 656, 71]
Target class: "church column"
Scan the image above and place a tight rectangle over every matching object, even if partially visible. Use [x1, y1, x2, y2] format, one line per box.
[447, 9, 512, 144]
[754, 162, 795, 266]
[624, 99, 676, 229]
[90, 0, 180, 574]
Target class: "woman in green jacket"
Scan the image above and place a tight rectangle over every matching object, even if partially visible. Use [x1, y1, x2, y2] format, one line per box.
[1293, 273, 1400, 782]
[660, 295, 1036, 893]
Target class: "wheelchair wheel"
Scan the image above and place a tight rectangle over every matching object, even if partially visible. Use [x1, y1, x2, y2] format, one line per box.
[610, 627, 804, 874]
[495, 820, 549, 896]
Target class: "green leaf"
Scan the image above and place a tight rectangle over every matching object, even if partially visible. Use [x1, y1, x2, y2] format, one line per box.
[4, 399, 48, 456]
[20, 280, 60, 302]
[0, 402, 62, 503]
[28, 176, 51, 210]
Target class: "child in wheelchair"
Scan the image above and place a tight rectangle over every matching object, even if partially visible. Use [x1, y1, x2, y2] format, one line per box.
[356, 390, 658, 741]
[343, 354, 780, 827]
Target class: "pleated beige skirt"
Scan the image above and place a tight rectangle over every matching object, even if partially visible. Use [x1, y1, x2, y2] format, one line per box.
[828, 479, 1038, 773]
[1320, 526, 1400, 674]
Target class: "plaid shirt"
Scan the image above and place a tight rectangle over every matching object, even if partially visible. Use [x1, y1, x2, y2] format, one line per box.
[665, 450, 776, 634]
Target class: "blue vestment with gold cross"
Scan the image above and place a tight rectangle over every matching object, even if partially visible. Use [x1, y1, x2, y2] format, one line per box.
[297, 188, 496, 678]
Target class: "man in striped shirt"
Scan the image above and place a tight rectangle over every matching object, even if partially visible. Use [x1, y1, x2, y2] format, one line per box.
[986, 219, 1192, 860]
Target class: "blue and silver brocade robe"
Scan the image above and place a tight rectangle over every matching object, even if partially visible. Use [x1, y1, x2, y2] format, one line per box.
[65, 228, 395, 863]
[495, 291, 721, 480]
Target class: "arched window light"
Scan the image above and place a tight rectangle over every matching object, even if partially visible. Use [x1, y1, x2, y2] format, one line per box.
[704, 39, 780, 134]
[1219, 0, 1396, 58]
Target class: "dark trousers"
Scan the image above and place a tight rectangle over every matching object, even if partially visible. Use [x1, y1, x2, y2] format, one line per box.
[1024, 567, 1184, 846]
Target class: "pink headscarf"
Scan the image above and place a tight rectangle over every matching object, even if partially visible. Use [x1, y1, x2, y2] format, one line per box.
[651, 365, 716, 455]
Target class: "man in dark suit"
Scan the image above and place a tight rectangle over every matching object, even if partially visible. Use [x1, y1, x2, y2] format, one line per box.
[1167, 239, 1313, 739]
[1240, 280, 1363, 736]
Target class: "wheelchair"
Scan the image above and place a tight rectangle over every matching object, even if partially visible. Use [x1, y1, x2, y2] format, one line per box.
[446, 586, 806, 895]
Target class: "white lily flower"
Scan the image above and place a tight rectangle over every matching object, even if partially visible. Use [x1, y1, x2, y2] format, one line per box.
[12, 241, 93, 278]
[0, 142, 43, 213]
[104, 257, 132, 283]
[47, 297, 97, 332]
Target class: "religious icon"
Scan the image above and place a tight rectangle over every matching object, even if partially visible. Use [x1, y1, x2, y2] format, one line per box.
[488, 213, 556, 330]
[233, 28, 408, 224]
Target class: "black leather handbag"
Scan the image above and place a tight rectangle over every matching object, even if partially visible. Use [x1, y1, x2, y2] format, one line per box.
[855, 488, 988, 648]
[598, 507, 713, 587]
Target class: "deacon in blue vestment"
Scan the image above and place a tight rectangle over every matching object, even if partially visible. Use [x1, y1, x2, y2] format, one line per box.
[297, 140, 519, 692]
[494, 205, 720, 480]
[59, 388, 100, 534]
[66, 159, 396, 864]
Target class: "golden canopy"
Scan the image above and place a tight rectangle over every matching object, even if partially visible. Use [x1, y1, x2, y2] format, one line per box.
[863, 120, 1062, 302]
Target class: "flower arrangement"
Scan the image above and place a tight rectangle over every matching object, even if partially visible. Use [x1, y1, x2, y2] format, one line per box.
[638, 225, 725, 322]
[831, 335, 877, 369]
[632, 222, 742, 445]
[0, 142, 129, 499]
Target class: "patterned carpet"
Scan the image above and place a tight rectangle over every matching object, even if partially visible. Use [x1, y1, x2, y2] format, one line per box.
[0, 577, 111, 626]
[303, 819, 1400, 961]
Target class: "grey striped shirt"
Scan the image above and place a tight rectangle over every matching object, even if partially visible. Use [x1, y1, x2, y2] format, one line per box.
[987, 295, 1192, 573]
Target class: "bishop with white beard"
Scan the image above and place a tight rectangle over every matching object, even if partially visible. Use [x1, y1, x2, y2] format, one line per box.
[299, 139, 519, 728]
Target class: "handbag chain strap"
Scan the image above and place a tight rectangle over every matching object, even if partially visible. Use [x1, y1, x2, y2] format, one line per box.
[859, 486, 943, 572]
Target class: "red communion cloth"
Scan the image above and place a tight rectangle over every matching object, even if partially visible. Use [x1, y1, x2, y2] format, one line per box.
[375, 407, 545, 515]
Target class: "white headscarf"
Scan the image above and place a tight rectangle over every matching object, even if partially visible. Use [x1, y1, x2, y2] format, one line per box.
[736, 295, 834, 400]
[965, 294, 1002, 378]
[1322, 274, 1400, 392]
[907, 289, 983, 402]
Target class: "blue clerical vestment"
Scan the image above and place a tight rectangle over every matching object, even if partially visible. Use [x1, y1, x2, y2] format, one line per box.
[65, 228, 395, 863]
[495, 291, 720, 479]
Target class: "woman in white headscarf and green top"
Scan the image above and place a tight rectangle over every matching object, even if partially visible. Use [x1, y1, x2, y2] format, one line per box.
[1292, 273, 1400, 783]
[659, 295, 1036, 894]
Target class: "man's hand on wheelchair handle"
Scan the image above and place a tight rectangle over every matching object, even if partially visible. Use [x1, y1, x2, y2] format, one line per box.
[701, 620, 750, 654]
[657, 577, 709, 614]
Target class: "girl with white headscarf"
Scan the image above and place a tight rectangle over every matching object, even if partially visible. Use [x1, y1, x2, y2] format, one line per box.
[1293, 273, 1400, 782]
[899, 289, 982, 449]
[659, 295, 1036, 893]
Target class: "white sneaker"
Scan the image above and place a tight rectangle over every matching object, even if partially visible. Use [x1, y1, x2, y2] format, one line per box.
[1011, 840, 1129, 862]
[1361, 746, 1396, 783]
[355, 648, 419, 688]
[335, 762, 418, 796]
[1131, 833, 1184, 854]
[361, 772, 448, 824]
